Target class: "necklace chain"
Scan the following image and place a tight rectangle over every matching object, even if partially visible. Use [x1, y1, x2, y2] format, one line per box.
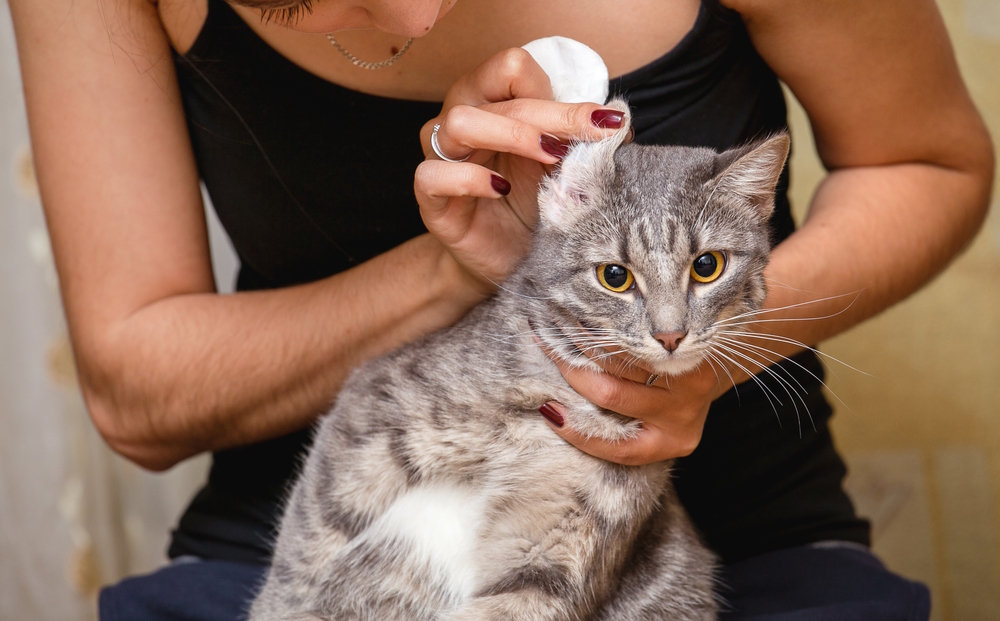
[325, 34, 415, 70]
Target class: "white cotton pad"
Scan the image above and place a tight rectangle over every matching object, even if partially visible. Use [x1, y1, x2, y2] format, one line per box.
[521, 36, 610, 105]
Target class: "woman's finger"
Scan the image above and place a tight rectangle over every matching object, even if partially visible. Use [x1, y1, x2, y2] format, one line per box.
[414, 160, 511, 229]
[539, 401, 704, 465]
[428, 104, 570, 165]
[553, 357, 664, 418]
[443, 47, 554, 108]
[421, 100, 631, 168]
[479, 98, 627, 141]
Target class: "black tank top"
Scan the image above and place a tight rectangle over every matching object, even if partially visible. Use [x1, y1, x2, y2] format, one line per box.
[169, 0, 869, 566]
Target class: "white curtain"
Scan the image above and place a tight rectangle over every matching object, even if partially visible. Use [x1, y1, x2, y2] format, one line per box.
[0, 3, 214, 618]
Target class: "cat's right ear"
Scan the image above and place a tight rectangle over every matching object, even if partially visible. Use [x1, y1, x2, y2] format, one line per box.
[538, 99, 632, 228]
[708, 133, 790, 221]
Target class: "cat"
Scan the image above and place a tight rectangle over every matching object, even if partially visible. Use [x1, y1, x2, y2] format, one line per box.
[248, 102, 790, 621]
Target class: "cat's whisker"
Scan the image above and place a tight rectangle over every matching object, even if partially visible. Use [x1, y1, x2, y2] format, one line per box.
[620, 356, 647, 379]
[709, 345, 781, 407]
[714, 330, 854, 388]
[761, 276, 820, 294]
[719, 342, 813, 432]
[716, 335, 853, 416]
[584, 347, 630, 362]
[713, 342, 812, 435]
[481, 275, 558, 301]
[707, 346, 782, 426]
[704, 351, 741, 404]
[713, 330, 872, 378]
[715, 337, 814, 414]
[694, 179, 723, 230]
[524, 327, 620, 341]
[714, 311, 854, 329]
[715, 336, 811, 394]
[711, 291, 862, 327]
[699, 353, 732, 398]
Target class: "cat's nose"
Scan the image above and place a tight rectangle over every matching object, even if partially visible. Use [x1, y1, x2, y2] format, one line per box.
[655, 331, 687, 353]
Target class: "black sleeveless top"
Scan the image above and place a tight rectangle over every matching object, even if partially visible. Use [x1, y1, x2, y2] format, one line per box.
[169, 0, 870, 566]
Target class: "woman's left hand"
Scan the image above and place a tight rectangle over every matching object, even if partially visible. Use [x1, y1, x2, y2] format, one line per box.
[537, 344, 729, 466]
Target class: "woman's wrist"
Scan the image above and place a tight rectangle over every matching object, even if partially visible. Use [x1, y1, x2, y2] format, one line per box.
[427, 234, 497, 312]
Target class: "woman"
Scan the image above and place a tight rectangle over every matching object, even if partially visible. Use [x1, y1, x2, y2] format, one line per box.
[9, 0, 993, 618]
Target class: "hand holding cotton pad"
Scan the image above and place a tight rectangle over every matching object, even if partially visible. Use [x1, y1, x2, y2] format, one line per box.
[521, 36, 610, 105]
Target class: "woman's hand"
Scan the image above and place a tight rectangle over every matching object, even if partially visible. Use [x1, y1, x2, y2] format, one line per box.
[536, 340, 727, 466]
[415, 48, 629, 293]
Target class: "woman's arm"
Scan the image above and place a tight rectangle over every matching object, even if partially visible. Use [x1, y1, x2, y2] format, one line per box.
[10, 0, 620, 472]
[10, 0, 488, 471]
[542, 0, 994, 464]
[737, 0, 993, 343]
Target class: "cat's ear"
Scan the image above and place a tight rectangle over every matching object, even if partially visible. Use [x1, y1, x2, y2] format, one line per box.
[708, 133, 790, 220]
[538, 99, 632, 228]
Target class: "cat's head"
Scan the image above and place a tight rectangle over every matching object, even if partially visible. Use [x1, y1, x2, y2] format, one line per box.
[520, 103, 789, 377]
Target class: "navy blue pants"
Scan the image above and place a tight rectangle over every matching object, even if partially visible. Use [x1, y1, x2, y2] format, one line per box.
[99, 543, 930, 621]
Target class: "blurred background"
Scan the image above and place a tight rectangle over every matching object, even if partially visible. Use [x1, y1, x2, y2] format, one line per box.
[1, 0, 998, 619]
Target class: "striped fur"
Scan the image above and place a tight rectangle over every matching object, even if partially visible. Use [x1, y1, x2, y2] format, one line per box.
[250, 106, 788, 621]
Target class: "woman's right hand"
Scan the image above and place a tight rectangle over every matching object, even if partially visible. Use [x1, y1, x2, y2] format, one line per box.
[414, 48, 629, 293]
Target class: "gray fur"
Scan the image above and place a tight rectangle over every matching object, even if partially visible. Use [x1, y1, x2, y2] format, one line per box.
[249, 103, 789, 621]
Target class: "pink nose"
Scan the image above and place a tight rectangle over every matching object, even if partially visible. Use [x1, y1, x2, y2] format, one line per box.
[655, 331, 687, 353]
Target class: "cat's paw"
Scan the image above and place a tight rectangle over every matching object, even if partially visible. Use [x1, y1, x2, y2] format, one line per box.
[562, 398, 642, 443]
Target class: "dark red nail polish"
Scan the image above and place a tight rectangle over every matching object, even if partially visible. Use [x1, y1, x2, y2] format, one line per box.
[490, 174, 511, 196]
[591, 109, 624, 129]
[539, 403, 564, 428]
[540, 134, 569, 159]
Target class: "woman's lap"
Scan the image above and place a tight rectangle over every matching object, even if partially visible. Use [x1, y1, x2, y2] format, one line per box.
[98, 544, 929, 621]
[98, 557, 267, 621]
[718, 543, 930, 620]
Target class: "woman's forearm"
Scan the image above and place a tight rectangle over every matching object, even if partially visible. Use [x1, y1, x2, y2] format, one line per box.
[83, 234, 483, 471]
[724, 157, 993, 389]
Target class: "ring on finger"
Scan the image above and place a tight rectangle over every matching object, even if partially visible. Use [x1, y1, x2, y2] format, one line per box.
[645, 374, 661, 387]
[430, 123, 471, 163]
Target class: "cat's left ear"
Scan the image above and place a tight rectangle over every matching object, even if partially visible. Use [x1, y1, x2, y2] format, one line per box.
[708, 133, 790, 221]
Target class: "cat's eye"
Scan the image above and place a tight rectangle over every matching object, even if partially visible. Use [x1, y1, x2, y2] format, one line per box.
[690, 252, 726, 283]
[597, 264, 635, 293]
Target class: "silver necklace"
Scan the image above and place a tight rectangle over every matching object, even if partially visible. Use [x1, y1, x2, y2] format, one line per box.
[325, 34, 415, 70]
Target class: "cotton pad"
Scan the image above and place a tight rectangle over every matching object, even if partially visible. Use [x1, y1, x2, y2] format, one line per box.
[521, 36, 609, 105]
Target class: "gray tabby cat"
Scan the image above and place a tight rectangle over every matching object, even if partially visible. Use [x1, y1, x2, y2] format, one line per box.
[249, 103, 790, 621]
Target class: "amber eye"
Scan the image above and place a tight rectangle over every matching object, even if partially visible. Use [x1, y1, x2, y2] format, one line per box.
[597, 264, 635, 292]
[691, 251, 726, 283]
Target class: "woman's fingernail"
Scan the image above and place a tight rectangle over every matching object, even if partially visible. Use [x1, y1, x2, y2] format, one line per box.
[490, 174, 511, 196]
[540, 134, 570, 159]
[539, 403, 565, 428]
[591, 109, 624, 129]
[626, 126, 636, 143]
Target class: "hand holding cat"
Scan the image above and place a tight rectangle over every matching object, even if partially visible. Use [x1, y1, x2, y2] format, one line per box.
[537, 342, 725, 466]
[414, 47, 629, 293]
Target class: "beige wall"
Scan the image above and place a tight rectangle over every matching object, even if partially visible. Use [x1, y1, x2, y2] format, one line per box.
[784, 1, 1000, 618]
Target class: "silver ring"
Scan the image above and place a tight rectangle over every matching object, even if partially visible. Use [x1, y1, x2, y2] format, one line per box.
[430, 123, 470, 163]
[645, 374, 661, 387]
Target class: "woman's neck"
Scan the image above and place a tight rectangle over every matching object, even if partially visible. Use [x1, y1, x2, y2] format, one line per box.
[159, 0, 701, 101]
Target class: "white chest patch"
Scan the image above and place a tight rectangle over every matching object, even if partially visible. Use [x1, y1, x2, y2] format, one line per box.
[371, 483, 487, 601]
